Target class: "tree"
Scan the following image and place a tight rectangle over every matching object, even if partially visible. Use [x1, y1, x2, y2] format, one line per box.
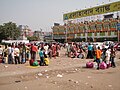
[27, 36, 38, 41]
[0, 22, 20, 42]
[0, 25, 4, 40]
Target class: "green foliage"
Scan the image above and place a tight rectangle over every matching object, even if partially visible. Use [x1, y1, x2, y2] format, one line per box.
[0, 22, 20, 42]
[27, 36, 38, 41]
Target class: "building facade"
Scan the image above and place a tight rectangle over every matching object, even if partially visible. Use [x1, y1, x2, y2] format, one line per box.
[18, 25, 33, 40]
[52, 1, 120, 42]
[33, 31, 44, 41]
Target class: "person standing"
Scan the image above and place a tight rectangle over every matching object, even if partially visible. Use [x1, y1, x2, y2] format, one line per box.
[0, 46, 3, 55]
[48, 44, 52, 59]
[31, 43, 38, 60]
[110, 46, 116, 68]
[8, 44, 14, 64]
[52, 43, 57, 58]
[3, 45, 8, 63]
[44, 43, 49, 55]
[14, 45, 20, 64]
[11, 44, 15, 64]
[87, 43, 93, 59]
[39, 47, 44, 66]
[21, 43, 26, 64]
[0, 45, 3, 63]
[67, 43, 71, 57]
[95, 46, 102, 70]
[105, 48, 111, 68]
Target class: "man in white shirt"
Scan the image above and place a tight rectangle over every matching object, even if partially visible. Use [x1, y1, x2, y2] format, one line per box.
[44, 43, 49, 55]
[14, 45, 20, 64]
[105, 48, 111, 68]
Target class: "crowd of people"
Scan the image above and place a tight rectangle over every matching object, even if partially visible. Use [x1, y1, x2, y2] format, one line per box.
[0, 42, 61, 65]
[0, 41, 117, 69]
[66, 42, 116, 69]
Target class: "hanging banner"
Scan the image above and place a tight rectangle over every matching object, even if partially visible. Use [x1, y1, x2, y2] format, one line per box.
[63, 1, 120, 20]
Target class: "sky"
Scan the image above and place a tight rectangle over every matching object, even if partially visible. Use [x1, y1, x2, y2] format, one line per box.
[0, 0, 119, 32]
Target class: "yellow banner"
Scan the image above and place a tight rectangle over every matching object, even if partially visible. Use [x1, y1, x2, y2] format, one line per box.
[63, 1, 120, 20]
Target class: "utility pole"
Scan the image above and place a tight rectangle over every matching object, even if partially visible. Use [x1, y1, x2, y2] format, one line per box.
[85, 23, 88, 42]
[40, 28, 42, 41]
[65, 24, 67, 42]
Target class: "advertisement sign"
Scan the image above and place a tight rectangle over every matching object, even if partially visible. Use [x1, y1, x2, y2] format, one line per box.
[63, 1, 120, 20]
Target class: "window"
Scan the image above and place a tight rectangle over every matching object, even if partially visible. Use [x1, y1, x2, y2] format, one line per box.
[90, 25, 96, 30]
[88, 33, 92, 36]
[100, 32, 105, 36]
[110, 22, 117, 28]
[103, 24, 109, 29]
[97, 24, 102, 30]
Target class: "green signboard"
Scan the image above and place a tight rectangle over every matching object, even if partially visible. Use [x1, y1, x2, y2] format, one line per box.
[63, 1, 120, 20]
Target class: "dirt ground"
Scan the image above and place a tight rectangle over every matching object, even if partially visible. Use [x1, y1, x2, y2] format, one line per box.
[0, 48, 120, 90]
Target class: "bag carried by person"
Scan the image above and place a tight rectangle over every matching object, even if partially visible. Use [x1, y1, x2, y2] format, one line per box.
[86, 61, 93, 68]
[99, 62, 107, 69]
[44, 58, 49, 66]
[33, 61, 39, 66]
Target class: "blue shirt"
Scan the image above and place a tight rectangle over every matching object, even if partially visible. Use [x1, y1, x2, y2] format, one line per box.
[88, 45, 93, 51]
[39, 50, 44, 57]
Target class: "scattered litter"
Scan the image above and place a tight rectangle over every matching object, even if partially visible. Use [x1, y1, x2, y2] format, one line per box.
[25, 86, 28, 89]
[74, 81, 79, 84]
[38, 73, 43, 76]
[15, 80, 21, 83]
[75, 69, 78, 71]
[57, 74, 63, 78]
[45, 70, 48, 72]
[4, 65, 8, 68]
[35, 76, 38, 79]
[108, 85, 112, 87]
[68, 79, 73, 82]
[87, 76, 91, 79]
[46, 76, 49, 78]
[54, 82, 57, 84]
